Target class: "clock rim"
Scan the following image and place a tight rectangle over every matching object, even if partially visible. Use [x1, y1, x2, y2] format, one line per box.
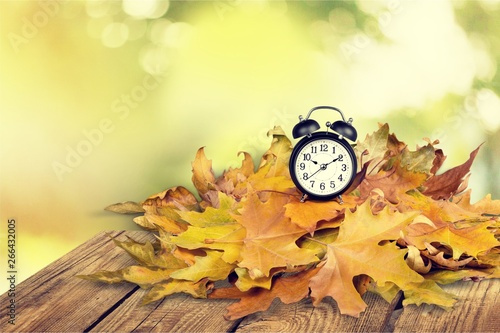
[289, 131, 358, 201]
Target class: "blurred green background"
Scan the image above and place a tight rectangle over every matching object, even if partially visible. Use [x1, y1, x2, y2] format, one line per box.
[1, 0, 499, 293]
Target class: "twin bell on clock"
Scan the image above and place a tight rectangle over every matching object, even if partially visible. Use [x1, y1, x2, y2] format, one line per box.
[289, 106, 358, 203]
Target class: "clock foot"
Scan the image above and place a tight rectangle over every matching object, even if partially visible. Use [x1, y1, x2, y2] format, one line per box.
[337, 195, 344, 205]
[300, 194, 308, 203]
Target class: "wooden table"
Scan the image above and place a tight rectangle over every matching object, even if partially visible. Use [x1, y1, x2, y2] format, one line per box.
[1, 231, 498, 332]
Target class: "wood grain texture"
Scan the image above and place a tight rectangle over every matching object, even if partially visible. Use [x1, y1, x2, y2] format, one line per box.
[235, 290, 401, 332]
[0, 231, 152, 333]
[1, 230, 498, 333]
[90, 285, 238, 332]
[394, 278, 500, 332]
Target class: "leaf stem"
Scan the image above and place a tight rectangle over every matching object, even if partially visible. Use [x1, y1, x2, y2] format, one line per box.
[256, 189, 301, 198]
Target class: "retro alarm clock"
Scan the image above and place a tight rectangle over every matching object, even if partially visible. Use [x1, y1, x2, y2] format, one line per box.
[289, 106, 358, 203]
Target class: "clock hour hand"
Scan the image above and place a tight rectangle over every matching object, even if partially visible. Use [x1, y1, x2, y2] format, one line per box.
[305, 156, 342, 180]
[305, 156, 341, 180]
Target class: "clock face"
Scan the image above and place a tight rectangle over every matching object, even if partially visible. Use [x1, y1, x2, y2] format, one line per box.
[290, 133, 357, 200]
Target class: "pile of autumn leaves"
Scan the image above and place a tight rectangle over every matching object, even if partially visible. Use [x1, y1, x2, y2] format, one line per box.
[81, 124, 500, 319]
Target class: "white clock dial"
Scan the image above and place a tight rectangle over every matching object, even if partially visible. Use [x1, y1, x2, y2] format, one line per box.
[292, 138, 355, 197]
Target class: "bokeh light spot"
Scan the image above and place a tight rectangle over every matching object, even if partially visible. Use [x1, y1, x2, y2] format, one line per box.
[477, 89, 500, 131]
[101, 22, 129, 48]
[123, 0, 170, 19]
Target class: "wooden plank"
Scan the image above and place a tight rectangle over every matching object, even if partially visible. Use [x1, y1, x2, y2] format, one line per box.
[0, 231, 153, 333]
[234, 291, 401, 332]
[90, 288, 239, 332]
[394, 278, 500, 332]
[3, 230, 498, 333]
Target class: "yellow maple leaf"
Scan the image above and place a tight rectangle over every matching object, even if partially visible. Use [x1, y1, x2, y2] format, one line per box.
[191, 147, 218, 205]
[169, 193, 245, 264]
[258, 126, 293, 178]
[402, 280, 458, 310]
[404, 221, 500, 260]
[284, 194, 359, 234]
[169, 250, 235, 282]
[309, 201, 423, 317]
[90, 123, 500, 318]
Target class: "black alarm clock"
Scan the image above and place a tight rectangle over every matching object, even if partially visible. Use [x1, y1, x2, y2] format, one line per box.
[289, 106, 358, 203]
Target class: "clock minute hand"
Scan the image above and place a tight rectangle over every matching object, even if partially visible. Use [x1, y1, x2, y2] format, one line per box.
[325, 156, 340, 166]
[305, 167, 322, 180]
[305, 156, 341, 180]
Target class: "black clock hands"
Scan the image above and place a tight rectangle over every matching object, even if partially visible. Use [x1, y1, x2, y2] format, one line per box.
[325, 156, 341, 166]
[305, 165, 323, 180]
[305, 156, 341, 180]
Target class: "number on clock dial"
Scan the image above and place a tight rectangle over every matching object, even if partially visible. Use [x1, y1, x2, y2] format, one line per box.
[294, 139, 354, 195]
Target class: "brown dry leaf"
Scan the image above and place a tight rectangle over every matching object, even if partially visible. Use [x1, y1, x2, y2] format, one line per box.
[355, 123, 390, 175]
[215, 151, 255, 197]
[208, 267, 320, 320]
[84, 123, 500, 320]
[429, 148, 447, 175]
[143, 186, 200, 211]
[360, 160, 428, 204]
[422, 250, 473, 270]
[405, 245, 432, 274]
[422, 144, 482, 200]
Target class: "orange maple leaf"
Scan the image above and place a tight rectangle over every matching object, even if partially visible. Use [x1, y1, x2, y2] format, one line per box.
[208, 267, 320, 320]
[233, 193, 318, 278]
[452, 189, 500, 215]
